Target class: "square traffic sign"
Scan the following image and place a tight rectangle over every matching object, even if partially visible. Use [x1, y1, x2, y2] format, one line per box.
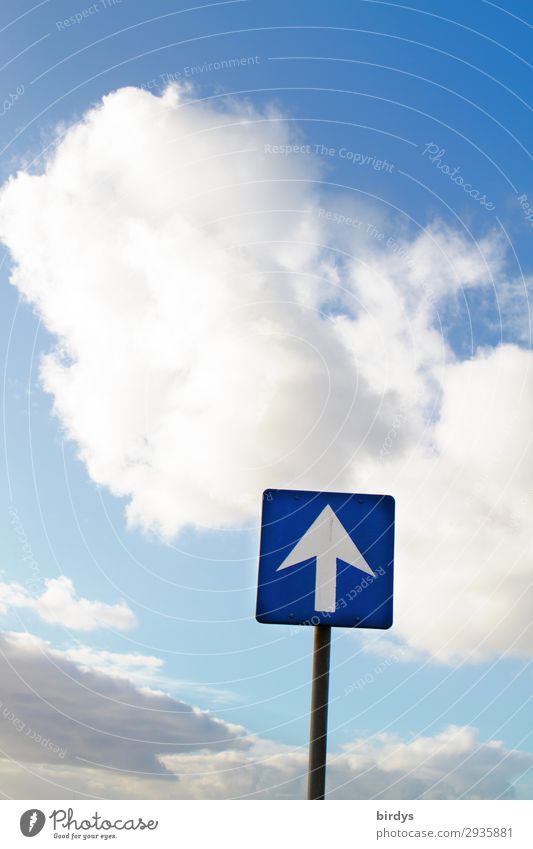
[256, 489, 394, 628]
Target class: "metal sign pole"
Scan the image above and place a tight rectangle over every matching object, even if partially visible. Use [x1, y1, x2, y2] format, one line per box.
[307, 624, 331, 800]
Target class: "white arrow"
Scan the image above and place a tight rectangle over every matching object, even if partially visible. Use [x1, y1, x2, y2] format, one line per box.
[276, 504, 375, 612]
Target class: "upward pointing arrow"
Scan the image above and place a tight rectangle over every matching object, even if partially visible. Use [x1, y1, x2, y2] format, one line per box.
[277, 505, 375, 613]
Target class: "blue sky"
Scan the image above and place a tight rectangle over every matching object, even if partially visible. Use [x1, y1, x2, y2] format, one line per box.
[0, 0, 532, 799]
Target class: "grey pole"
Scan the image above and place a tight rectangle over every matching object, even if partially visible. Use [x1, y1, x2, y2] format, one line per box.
[307, 624, 331, 800]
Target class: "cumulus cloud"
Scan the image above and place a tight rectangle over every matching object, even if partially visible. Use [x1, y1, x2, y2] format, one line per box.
[1, 727, 529, 800]
[0, 576, 136, 631]
[161, 725, 532, 800]
[0, 84, 448, 535]
[355, 343, 533, 662]
[492, 276, 533, 345]
[0, 631, 528, 799]
[19, 634, 238, 705]
[0, 84, 531, 663]
[18, 634, 165, 682]
[0, 758, 182, 800]
[0, 631, 245, 784]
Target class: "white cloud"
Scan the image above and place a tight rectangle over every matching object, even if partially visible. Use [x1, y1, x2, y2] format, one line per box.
[0, 84, 453, 537]
[161, 725, 532, 800]
[1, 726, 529, 800]
[21, 634, 165, 681]
[11, 633, 238, 705]
[0, 758, 184, 799]
[0, 84, 531, 664]
[355, 343, 533, 662]
[492, 275, 533, 345]
[0, 631, 245, 786]
[0, 576, 136, 631]
[0, 631, 528, 799]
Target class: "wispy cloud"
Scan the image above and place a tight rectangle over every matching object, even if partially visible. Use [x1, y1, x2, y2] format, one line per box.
[0, 576, 136, 631]
[20, 634, 239, 706]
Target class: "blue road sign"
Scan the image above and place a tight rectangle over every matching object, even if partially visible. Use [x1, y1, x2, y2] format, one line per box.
[256, 489, 395, 628]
